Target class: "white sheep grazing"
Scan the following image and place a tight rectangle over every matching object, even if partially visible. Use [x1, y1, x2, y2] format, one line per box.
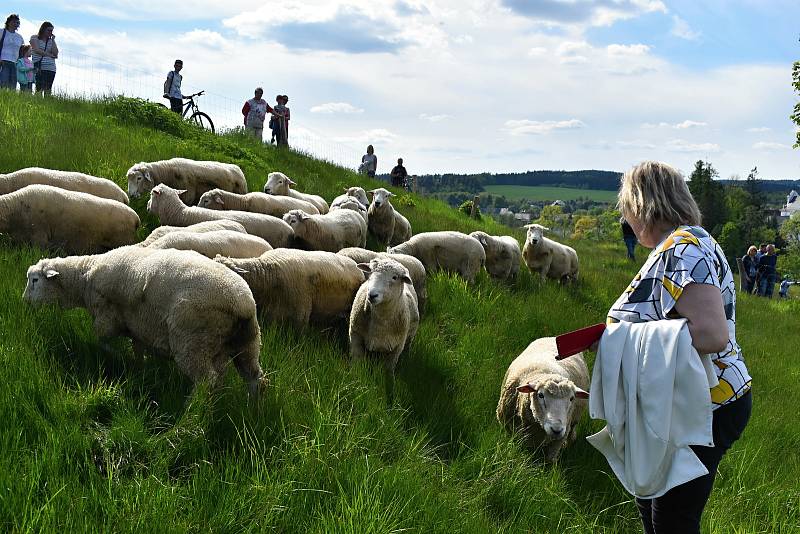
[337, 247, 427, 315]
[0, 184, 140, 254]
[197, 188, 319, 217]
[329, 197, 368, 223]
[469, 231, 522, 281]
[147, 184, 293, 248]
[349, 258, 419, 376]
[263, 172, 329, 214]
[127, 158, 248, 205]
[387, 231, 485, 283]
[23, 247, 266, 396]
[146, 230, 272, 258]
[367, 188, 412, 246]
[138, 220, 248, 247]
[215, 249, 365, 328]
[496, 337, 589, 462]
[522, 224, 579, 283]
[0, 167, 129, 204]
[330, 186, 369, 211]
[282, 209, 367, 252]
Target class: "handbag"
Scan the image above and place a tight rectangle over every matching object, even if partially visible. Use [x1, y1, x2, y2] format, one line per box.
[33, 37, 49, 72]
[0, 30, 6, 75]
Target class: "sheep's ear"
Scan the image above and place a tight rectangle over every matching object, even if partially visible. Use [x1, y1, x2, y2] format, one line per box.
[388, 191, 396, 197]
[386, 246, 393, 253]
[368, 189, 376, 195]
[479, 235, 488, 246]
[287, 178, 297, 186]
[214, 195, 224, 206]
[144, 171, 153, 183]
[357, 263, 372, 277]
[542, 226, 550, 232]
[523, 224, 533, 229]
[401, 275, 412, 285]
[516, 383, 536, 394]
[343, 187, 349, 192]
[176, 189, 189, 200]
[45, 269, 60, 279]
[575, 388, 589, 399]
[299, 211, 312, 220]
[152, 187, 162, 196]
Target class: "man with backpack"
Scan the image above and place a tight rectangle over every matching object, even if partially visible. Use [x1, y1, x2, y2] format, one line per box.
[163, 59, 185, 114]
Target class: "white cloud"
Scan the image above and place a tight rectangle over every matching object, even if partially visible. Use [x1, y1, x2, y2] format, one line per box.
[617, 140, 657, 149]
[333, 128, 398, 145]
[504, 119, 586, 136]
[675, 120, 707, 129]
[747, 127, 771, 133]
[671, 15, 701, 41]
[666, 139, 721, 153]
[753, 142, 791, 151]
[419, 113, 451, 122]
[310, 102, 364, 114]
[500, 0, 666, 28]
[528, 47, 547, 56]
[607, 44, 650, 57]
[176, 30, 229, 50]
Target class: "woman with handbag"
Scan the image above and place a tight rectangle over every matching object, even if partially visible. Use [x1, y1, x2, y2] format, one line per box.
[30, 21, 58, 96]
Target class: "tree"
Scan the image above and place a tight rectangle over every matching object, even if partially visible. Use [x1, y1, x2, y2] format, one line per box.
[687, 160, 727, 236]
[792, 61, 800, 147]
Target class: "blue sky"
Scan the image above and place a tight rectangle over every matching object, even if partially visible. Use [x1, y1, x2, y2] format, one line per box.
[10, 0, 800, 180]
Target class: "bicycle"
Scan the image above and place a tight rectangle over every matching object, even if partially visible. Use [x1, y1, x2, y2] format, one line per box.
[180, 91, 214, 133]
[160, 91, 215, 133]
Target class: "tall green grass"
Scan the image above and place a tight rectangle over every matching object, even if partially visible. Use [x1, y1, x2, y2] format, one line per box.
[0, 92, 797, 533]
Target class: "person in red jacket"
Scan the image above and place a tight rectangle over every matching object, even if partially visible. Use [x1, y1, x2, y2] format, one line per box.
[241, 87, 273, 142]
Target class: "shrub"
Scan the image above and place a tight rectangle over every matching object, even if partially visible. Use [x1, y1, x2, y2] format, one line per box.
[102, 96, 189, 138]
[458, 200, 481, 219]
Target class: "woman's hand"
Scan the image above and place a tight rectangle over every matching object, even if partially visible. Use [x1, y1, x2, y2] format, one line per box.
[673, 283, 729, 354]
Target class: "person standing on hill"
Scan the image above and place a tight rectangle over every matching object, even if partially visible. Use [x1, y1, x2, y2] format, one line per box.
[30, 21, 58, 96]
[757, 244, 777, 298]
[272, 94, 290, 146]
[607, 160, 752, 534]
[16, 45, 35, 92]
[361, 145, 377, 177]
[741, 245, 758, 294]
[241, 87, 272, 141]
[621, 217, 637, 260]
[0, 14, 24, 90]
[163, 59, 185, 114]
[390, 158, 408, 189]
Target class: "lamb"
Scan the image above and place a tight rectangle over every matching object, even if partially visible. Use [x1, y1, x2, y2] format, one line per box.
[146, 230, 272, 258]
[147, 184, 293, 248]
[367, 188, 412, 246]
[263, 172, 329, 214]
[0, 167, 129, 204]
[215, 249, 365, 328]
[387, 231, 485, 283]
[522, 224, 579, 283]
[138, 220, 248, 247]
[329, 197, 368, 223]
[127, 158, 248, 205]
[330, 186, 369, 211]
[349, 258, 419, 376]
[337, 247, 427, 315]
[197, 188, 319, 217]
[22, 247, 266, 396]
[282, 209, 367, 252]
[469, 231, 522, 281]
[496, 337, 589, 462]
[0, 184, 139, 254]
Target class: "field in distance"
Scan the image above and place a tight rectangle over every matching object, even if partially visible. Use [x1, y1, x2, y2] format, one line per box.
[484, 185, 618, 203]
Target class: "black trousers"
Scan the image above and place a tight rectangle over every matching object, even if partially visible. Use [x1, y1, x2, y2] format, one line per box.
[636, 391, 752, 534]
[169, 97, 183, 114]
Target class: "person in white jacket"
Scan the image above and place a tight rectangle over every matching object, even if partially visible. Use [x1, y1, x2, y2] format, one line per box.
[604, 160, 752, 534]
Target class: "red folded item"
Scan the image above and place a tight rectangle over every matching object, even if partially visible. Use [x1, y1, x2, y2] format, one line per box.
[555, 323, 606, 360]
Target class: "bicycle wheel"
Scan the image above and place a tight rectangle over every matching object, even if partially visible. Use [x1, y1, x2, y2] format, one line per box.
[189, 112, 215, 134]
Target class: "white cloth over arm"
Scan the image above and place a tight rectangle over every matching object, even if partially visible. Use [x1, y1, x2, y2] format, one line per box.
[586, 319, 718, 499]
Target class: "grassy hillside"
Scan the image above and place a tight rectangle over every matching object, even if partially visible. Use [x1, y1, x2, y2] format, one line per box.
[0, 92, 797, 533]
[484, 185, 618, 203]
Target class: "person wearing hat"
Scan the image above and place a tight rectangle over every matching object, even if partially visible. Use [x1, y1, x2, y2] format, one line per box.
[271, 94, 290, 146]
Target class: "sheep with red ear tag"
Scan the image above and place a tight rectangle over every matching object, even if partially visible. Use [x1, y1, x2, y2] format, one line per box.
[496, 336, 590, 462]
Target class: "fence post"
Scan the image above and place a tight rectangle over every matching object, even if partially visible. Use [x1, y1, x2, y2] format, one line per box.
[470, 195, 480, 218]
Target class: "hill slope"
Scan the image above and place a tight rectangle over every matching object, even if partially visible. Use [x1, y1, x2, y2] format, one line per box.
[0, 93, 797, 533]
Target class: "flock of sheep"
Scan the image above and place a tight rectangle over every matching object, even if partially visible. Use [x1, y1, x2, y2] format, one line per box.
[2, 157, 588, 461]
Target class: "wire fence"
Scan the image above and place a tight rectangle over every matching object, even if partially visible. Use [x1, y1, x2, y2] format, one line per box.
[49, 50, 363, 171]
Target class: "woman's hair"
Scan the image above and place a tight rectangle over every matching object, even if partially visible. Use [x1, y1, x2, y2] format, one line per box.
[747, 245, 757, 255]
[5, 14, 19, 27]
[617, 161, 702, 232]
[367, 144, 374, 153]
[37, 22, 54, 39]
[19, 44, 30, 58]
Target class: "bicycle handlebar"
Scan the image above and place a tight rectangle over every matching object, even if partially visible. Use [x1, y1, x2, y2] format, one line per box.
[185, 91, 205, 99]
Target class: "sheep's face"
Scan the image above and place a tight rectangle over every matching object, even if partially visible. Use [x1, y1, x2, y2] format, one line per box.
[524, 224, 548, 246]
[358, 259, 412, 306]
[282, 209, 310, 229]
[264, 172, 295, 195]
[346, 187, 369, 208]
[369, 188, 394, 209]
[126, 164, 153, 198]
[336, 198, 367, 215]
[197, 190, 224, 210]
[147, 185, 185, 214]
[517, 377, 588, 439]
[23, 262, 64, 306]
